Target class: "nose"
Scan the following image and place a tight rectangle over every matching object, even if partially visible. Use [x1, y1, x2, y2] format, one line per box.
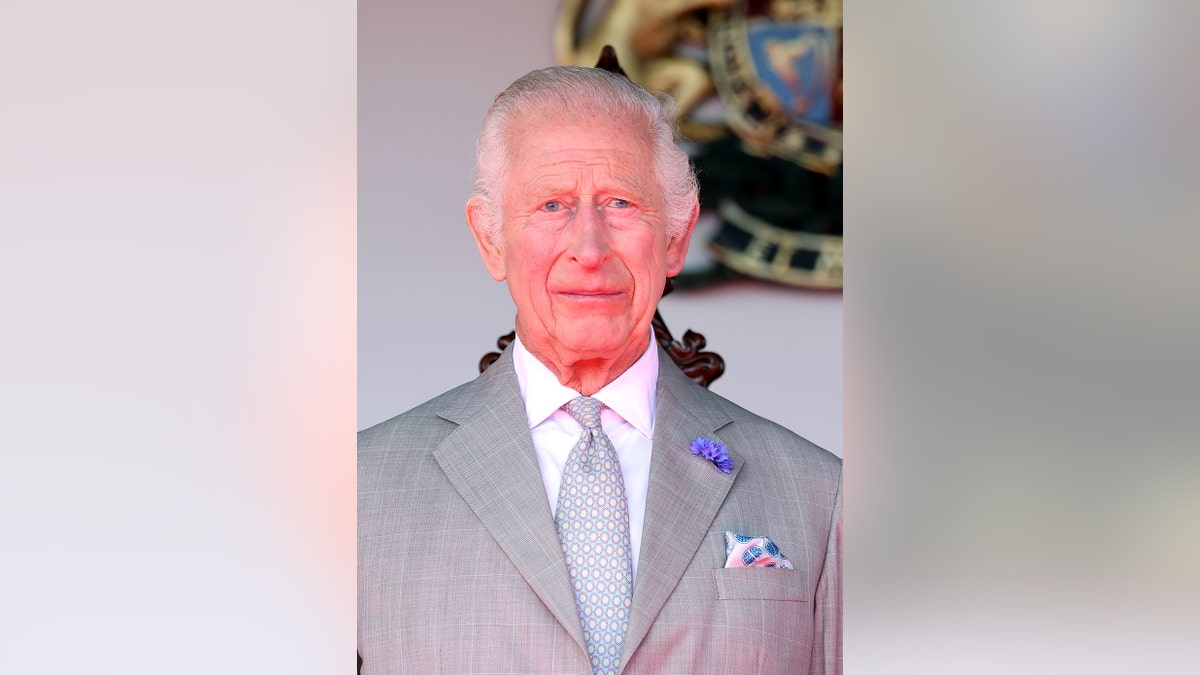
[566, 202, 611, 268]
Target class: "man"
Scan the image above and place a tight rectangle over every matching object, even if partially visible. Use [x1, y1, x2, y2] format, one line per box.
[359, 61, 842, 674]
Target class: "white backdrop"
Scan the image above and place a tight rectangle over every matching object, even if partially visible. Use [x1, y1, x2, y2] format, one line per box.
[358, 0, 842, 457]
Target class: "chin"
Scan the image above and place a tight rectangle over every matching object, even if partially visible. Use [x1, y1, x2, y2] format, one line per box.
[558, 337, 626, 359]
[556, 324, 642, 359]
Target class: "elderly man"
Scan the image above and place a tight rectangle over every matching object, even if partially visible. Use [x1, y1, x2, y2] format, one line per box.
[359, 61, 842, 674]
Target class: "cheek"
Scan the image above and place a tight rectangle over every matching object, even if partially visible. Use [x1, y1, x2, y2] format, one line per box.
[504, 245, 556, 296]
[623, 240, 670, 278]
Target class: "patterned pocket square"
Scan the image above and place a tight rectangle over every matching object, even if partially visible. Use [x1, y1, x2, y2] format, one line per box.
[724, 531, 794, 569]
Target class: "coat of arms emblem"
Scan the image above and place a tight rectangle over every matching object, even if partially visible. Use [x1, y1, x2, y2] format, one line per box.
[556, 0, 843, 289]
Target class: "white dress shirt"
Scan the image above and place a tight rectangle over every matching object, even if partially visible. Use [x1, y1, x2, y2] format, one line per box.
[512, 333, 657, 583]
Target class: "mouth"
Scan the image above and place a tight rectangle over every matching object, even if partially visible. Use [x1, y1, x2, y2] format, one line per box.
[555, 290, 626, 300]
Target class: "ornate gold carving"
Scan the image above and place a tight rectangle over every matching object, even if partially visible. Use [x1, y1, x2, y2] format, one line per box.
[555, 0, 736, 119]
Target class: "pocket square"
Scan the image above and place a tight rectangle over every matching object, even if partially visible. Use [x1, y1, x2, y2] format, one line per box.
[724, 531, 794, 569]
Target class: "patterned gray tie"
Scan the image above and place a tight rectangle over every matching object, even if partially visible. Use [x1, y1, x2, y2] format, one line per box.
[554, 395, 634, 675]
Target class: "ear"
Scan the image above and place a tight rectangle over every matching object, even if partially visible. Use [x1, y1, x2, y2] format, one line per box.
[665, 199, 700, 277]
[466, 197, 506, 281]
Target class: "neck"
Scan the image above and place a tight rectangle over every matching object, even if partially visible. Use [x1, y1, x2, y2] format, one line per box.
[521, 334, 649, 396]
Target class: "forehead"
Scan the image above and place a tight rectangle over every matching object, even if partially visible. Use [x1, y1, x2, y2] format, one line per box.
[510, 109, 651, 150]
[503, 111, 657, 186]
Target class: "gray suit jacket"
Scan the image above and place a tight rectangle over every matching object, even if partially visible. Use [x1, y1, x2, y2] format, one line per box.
[359, 347, 842, 674]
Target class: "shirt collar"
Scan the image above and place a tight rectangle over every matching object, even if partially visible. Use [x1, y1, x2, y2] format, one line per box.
[513, 331, 658, 437]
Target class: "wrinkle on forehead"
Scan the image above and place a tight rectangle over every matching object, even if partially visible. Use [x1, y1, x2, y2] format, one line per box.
[525, 157, 653, 195]
[507, 109, 652, 157]
[503, 114, 661, 207]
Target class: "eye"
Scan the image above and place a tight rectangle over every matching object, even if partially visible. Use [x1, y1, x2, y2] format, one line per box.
[542, 201, 563, 212]
[611, 198, 630, 208]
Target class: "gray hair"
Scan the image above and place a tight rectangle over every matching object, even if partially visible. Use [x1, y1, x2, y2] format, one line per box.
[470, 65, 699, 241]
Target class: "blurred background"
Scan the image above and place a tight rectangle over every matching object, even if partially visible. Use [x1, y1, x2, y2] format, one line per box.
[359, 0, 845, 457]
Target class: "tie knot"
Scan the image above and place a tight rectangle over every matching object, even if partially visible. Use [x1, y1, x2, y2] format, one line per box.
[563, 395, 603, 429]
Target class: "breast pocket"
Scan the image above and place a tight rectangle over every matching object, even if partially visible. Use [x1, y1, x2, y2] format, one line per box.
[712, 567, 808, 601]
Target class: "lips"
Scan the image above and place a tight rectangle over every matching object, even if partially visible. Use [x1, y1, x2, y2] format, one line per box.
[553, 289, 628, 306]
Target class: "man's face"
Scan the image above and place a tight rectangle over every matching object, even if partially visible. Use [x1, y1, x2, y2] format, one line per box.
[468, 111, 696, 372]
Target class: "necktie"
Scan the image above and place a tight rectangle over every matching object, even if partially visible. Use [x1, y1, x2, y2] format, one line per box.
[554, 396, 633, 675]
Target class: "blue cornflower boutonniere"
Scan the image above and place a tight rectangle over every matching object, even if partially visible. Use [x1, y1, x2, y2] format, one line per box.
[690, 437, 733, 474]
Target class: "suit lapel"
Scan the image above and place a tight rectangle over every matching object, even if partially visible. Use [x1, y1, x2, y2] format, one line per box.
[620, 354, 742, 670]
[430, 350, 586, 654]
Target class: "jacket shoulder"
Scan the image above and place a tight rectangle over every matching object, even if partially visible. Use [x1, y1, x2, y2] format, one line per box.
[357, 377, 478, 455]
[689, 381, 842, 478]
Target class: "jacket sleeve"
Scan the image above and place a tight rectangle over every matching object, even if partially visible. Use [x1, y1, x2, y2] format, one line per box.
[810, 472, 842, 674]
